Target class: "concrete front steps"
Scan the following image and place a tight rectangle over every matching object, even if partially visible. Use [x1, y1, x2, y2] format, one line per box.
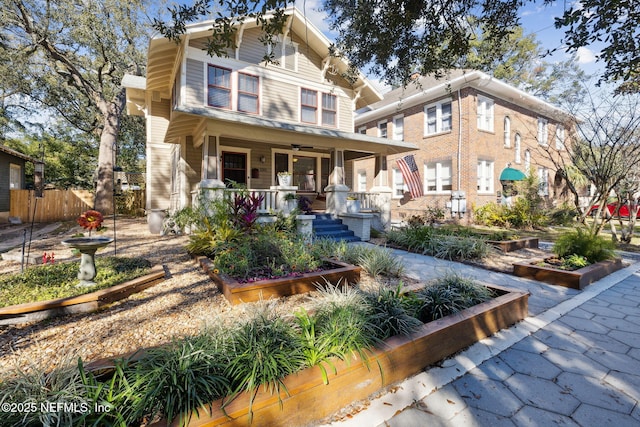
[312, 213, 360, 242]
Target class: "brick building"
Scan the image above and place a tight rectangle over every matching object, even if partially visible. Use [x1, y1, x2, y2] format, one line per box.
[353, 70, 573, 221]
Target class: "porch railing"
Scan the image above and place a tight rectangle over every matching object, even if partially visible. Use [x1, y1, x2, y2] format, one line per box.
[348, 192, 382, 212]
[222, 189, 278, 213]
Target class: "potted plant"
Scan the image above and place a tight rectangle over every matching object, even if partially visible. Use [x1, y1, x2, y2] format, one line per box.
[277, 171, 292, 186]
[346, 195, 361, 213]
[283, 192, 298, 213]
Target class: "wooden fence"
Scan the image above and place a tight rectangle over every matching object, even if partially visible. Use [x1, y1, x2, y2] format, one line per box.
[9, 189, 145, 223]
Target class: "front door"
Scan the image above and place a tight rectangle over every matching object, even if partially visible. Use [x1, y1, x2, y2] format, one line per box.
[222, 152, 247, 187]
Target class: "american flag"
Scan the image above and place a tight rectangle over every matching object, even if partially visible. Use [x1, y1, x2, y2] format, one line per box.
[397, 154, 423, 199]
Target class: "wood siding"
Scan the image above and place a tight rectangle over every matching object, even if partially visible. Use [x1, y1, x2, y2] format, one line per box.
[186, 59, 204, 105]
[262, 78, 298, 122]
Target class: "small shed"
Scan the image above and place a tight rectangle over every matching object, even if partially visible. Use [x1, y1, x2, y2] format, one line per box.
[0, 145, 39, 223]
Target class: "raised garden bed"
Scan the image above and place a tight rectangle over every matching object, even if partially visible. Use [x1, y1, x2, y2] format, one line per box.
[150, 283, 528, 427]
[197, 257, 361, 304]
[487, 237, 539, 252]
[0, 265, 166, 325]
[513, 258, 624, 289]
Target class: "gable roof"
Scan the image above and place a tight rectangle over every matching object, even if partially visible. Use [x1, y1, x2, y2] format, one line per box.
[136, 7, 382, 108]
[355, 70, 572, 124]
[0, 144, 38, 163]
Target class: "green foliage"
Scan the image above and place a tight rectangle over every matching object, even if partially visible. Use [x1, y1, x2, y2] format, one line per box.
[417, 273, 494, 322]
[225, 307, 304, 421]
[386, 226, 489, 261]
[362, 284, 422, 340]
[337, 244, 404, 278]
[553, 228, 616, 263]
[0, 257, 152, 308]
[473, 199, 549, 229]
[561, 254, 590, 270]
[131, 334, 230, 425]
[0, 358, 88, 426]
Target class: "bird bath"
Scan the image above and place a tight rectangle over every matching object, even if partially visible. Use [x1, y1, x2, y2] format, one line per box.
[61, 237, 113, 286]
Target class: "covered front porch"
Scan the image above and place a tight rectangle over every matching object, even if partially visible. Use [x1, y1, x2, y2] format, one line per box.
[165, 106, 417, 230]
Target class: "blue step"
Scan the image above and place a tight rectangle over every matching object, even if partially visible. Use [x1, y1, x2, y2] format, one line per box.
[312, 215, 360, 242]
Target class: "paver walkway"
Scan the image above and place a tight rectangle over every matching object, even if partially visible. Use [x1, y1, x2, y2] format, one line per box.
[322, 247, 640, 427]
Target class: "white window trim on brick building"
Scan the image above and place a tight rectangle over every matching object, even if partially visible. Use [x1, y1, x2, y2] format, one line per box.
[423, 99, 452, 136]
[514, 133, 522, 164]
[477, 95, 494, 132]
[538, 167, 549, 196]
[378, 120, 388, 138]
[357, 170, 367, 192]
[477, 160, 494, 194]
[424, 161, 452, 193]
[555, 124, 565, 150]
[537, 117, 549, 146]
[392, 167, 406, 199]
[392, 114, 404, 141]
[504, 116, 511, 147]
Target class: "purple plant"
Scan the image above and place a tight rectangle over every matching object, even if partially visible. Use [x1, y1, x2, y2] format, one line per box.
[230, 192, 265, 232]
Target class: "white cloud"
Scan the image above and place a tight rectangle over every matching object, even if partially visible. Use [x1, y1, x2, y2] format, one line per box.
[576, 46, 597, 64]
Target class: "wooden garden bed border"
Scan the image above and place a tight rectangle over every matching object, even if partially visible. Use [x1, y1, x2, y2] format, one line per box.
[513, 258, 624, 290]
[487, 237, 539, 252]
[151, 283, 529, 427]
[196, 256, 361, 305]
[0, 265, 165, 324]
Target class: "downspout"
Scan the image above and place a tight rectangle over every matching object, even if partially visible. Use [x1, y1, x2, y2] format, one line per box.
[457, 88, 463, 190]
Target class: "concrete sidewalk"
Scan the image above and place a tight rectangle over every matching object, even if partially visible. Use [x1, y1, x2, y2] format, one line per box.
[321, 248, 640, 427]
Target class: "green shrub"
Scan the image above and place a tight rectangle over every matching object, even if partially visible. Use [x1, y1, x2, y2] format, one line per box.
[341, 245, 404, 277]
[363, 284, 422, 340]
[386, 226, 489, 261]
[130, 334, 231, 425]
[417, 273, 494, 322]
[225, 307, 304, 422]
[561, 254, 590, 270]
[553, 228, 615, 263]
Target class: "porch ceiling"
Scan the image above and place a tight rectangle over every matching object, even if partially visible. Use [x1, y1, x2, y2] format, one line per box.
[166, 106, 417, 155]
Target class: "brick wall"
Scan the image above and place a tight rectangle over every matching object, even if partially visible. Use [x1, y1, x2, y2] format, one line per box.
[354, 86, 571, 221]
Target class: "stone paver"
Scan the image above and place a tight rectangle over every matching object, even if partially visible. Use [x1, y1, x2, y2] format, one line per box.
[322, 248, 640, 427]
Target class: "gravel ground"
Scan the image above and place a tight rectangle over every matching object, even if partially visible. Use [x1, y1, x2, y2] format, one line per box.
[0, 218, 551, 379]
[0, 218, 320, 377]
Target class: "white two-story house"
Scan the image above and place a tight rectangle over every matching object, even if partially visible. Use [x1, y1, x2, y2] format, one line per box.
[123, 7, 416, 225]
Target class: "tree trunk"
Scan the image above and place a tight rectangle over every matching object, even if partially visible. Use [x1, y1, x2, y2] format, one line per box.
[94, 91, 125, 213]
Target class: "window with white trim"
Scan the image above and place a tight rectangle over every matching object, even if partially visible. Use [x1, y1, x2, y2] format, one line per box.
[477, 160, 494, 194]
[424, 100, 452, 135]
[207, 65, 231, 109]
[301, 88, 317, 123]
[357, 170, 367, 192]
[9, 164, 21, 189]
[392, 167, 406, 198]
[537, 118, 549, 146]
[504, 116, 511, 147]
[237, 73, 259, 114]
[424, 160, 452, 193]
[524, 149, 531, 171]
[378, 120, 388, 138]
[322, 93, 337, 126]
[392, 115, 404, 141]
[358, 126, 367, 134]
[477, 96, 494, 132]
[555, 124, 565, 150]
[538, 167, 549, 196]
[514, 133, 522, 164]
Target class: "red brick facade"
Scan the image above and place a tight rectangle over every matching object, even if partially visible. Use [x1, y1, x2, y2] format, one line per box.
[354, 81, 571, 221]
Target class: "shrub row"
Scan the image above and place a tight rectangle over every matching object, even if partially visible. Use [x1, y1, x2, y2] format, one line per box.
[0, 274, 494, 426]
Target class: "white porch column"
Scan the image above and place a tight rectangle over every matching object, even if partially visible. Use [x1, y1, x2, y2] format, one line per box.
[370, 154, 393, 230]
[197, 134, 226, 211]
[324, 148, 349, 215]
